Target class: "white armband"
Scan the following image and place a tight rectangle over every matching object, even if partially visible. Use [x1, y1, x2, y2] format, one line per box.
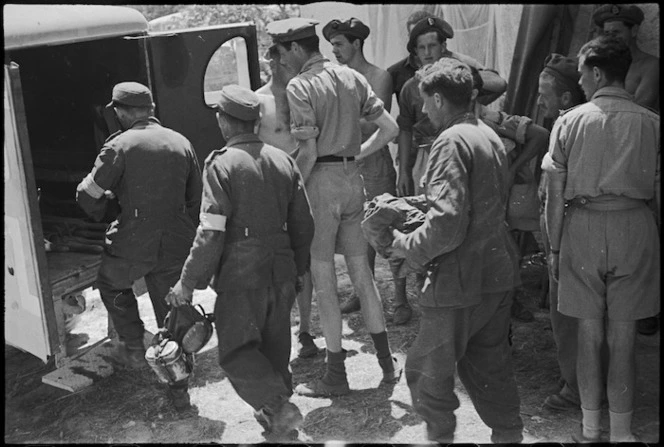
[78, 173, 105, 199]
[199, 213, 227, 231]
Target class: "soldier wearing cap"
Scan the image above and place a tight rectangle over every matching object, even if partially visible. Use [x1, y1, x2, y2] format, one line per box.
[396, 15, 507, 197]
[321, 17, 410, 324]
[166, 84, 314, 442]
[593, 3, 659, 111]
[76, 81, 203, 411]
[542, 35, 659, 442]
[266, 17, 403, 398]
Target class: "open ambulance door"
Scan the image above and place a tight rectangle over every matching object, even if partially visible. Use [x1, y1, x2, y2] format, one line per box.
[148, 22, 261, 165]
[4, 63, 58, 362]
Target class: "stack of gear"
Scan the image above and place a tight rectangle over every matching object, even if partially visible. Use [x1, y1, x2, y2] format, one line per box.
[145, 303, 215, 385]
[361, 193, 427, 278]
[42, 215, 107, 254]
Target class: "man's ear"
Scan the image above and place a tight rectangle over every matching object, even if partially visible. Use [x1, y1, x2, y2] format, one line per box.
[560, 91, 572, 108]
[592, 66, 602, 83]
[434, 92, 443, 108]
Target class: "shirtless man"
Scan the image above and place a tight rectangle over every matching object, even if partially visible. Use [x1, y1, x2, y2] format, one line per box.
[593, 4, 659, 111]
[256, 46, 321, 359]
[322, 18, 411, 325]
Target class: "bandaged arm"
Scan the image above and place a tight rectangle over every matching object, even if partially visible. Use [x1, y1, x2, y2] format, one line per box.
[180, 162, 230, 290]
[76, 143, 123, 222]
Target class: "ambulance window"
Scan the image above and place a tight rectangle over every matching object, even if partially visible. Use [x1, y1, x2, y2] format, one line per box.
[204, 37, 251, 107]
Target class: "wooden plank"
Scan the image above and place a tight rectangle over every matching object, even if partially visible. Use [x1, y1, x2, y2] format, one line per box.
[41, 331, 153, 392]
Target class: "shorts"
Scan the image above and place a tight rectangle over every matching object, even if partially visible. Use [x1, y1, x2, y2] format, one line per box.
[557, 204, 660, 320]
[357, 147, 397, 200]
[307, 161, 367, 261]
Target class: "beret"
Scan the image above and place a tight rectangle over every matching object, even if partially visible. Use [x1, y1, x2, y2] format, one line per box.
[323, 17, 370, 42]
[107, 82, 153, 108]
[592, 4, 644, 27]
[266, 18, 320, 43]
[407, 17, 454, 54]
[214, 84, 260, 121]
[541, 53, 580, 92]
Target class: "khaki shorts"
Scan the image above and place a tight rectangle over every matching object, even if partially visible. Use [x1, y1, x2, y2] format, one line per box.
[307, 161, 368, 261]
[557, 204, 660, 320]
[357, 147, 397, 200]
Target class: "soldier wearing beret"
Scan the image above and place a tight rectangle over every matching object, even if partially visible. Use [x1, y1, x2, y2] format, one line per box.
[593, 3, 659, 111]
[166, 84, 315, 442]
[321, 17, 409, 324]
[396, 15, 507, 198]
[76, 81, 203, 410]
[266, 17, 402, 398]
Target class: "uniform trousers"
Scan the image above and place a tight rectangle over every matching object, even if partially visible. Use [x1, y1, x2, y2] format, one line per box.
[214, 280, 296, 411]
[96, 249, 184, 344]
[406, 290, 523, 442]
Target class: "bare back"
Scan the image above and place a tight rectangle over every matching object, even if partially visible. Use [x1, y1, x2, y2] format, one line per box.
[625, 49, 660, 111]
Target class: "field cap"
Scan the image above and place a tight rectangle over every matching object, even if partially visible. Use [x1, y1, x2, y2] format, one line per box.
[541, 53, 580, 92]
[323, 18, 370, 42]
[214, 84, 260, 121]
[107, 82, 153, 108]
[407, 17, 454, 53]
[266, 18, 320, 43]
[592, 4, 644, 27]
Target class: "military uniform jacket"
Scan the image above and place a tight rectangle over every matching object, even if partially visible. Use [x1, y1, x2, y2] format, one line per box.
[180, 133, 314, 292]
[392, 113, 520, 308]
[77, 117, 202, 263]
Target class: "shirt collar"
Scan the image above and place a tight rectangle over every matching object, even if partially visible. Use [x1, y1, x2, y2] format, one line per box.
[591, 86, 634, 102]
[129, 116, 161, 129]
[226, 133, 262, 147]
[405, 53, 419, 69]
[443, 111, 477, 130]
[299, 53, 328, 75]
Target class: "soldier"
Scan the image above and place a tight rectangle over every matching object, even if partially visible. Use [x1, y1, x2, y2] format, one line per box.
[388, 57, 523, 444]
[592, 3, 659, 111]
[321, 17, 410, 325]
[543, 36, 659, 442]
[166, 85, 315, 442]
[76, 81, 203, 411]
[256, 45, 321, 359]
[266, 17, 402, 397]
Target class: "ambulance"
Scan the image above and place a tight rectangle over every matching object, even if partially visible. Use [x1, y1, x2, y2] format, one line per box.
[4, 4, 260, 388]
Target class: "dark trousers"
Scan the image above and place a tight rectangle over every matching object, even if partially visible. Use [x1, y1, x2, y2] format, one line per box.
[214, 281, 296, 411]
[406, 291, 523, 442]
[96, 251, 183, 344]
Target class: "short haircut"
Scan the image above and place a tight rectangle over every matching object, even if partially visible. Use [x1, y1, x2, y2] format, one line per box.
[279, 34, 320, 55]
[578, 35, 632, 83]
[340, 33, 365, 51]
[417, 57, 473, 108]
[407, 10, 436, 30]
[217, 109, 256, 133]
[538, 71, 586, 106]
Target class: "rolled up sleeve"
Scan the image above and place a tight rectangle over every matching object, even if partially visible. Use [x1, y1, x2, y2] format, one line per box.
[287, 82, 320, 142]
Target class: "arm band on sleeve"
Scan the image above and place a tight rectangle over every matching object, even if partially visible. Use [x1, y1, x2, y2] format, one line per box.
[291, 126, 320, 140]
[199, 213, 227, 231]
[78, 173, 106, 199]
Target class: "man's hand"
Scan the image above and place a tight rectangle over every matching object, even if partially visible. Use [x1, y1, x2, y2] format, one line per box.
[385, 228, 408, 259]
[104, 190, 116, 200]
[397, 168, 413, 197]
[165, 280, 193, 307]
[548, 252, 560, 281]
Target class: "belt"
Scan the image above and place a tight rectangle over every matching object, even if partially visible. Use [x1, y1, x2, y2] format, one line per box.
[316, 155, 355, 163]
[568, 195, 646, 211]
[127, 204, 186, 219]
[226, 223, 288, 239]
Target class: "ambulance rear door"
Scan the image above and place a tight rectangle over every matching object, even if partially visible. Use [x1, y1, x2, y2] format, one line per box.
[4, 63, 58, 362]
[148, 22, 261, 164]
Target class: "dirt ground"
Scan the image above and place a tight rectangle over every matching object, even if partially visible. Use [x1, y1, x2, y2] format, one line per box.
[4, 249, 660, 444]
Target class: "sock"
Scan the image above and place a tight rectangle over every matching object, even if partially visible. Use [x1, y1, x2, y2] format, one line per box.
[609, 409, 635, 442]
[370, 331, 391, 359]
[581, 407, 602, 439]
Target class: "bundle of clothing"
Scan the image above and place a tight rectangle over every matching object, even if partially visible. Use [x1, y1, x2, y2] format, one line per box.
[361, 193, 427, 278]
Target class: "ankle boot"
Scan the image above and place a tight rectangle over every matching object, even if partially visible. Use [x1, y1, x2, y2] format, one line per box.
[295, 349, 350, 397]
[378, 355, 402, 384]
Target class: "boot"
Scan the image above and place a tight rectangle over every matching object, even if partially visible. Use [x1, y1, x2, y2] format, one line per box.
[378, 355, 402, 384]
[255, 399, 303, 442]
[295, 349, 350, 397]
[168, 381, 191, 412]
[114, 339, 147, 370]
[298, 332, 321, 358]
